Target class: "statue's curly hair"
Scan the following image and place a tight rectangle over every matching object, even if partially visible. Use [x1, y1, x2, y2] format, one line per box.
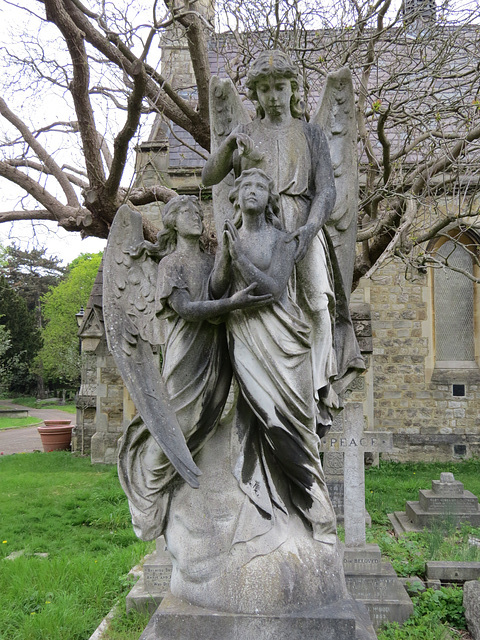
[229, 168, 282, 229]
[246, 50, 304, 120]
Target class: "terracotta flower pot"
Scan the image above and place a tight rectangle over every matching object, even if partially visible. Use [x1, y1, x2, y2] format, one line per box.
[38, 422, 73, 452]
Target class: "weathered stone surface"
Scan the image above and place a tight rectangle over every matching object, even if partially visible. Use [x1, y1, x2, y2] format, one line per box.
[426, 562, 480, 583]
[139, 592, 376, 640]
[106, 50, 372, 639]
[344, 544, 413, 630]
[126, 543, 173, 615]
[344, 544, 382, 576]
[464, 580, 480, 640]
[388, 473, 480, 535]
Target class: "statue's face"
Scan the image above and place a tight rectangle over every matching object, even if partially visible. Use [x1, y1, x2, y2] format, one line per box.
[255, 75, 292, 120]
[238, 173, 270, 215]
[174, 203, 203, 238]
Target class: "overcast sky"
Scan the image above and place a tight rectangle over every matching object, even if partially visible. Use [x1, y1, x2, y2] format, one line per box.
[0, 220, 107, 265]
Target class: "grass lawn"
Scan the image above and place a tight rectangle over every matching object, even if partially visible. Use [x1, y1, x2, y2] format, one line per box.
[5, 397, 77, 414]
[0, 417, 42, 430]
[1, 453, 479, 640]
[0, 452, 152, 640]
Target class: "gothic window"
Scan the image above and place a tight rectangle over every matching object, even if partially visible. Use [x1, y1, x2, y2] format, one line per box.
[434, 239, 475, 364]
[431, 234, 480, 382]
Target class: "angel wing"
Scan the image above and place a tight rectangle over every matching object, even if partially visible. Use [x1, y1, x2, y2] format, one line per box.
[313, 67, 358, 299]
[103, 204, 201, 488]
[209, 76, 251, 242]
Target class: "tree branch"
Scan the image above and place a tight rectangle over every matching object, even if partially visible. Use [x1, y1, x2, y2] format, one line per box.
[104, 61, 147, 201]
[6, 158, 89, 189]
[0, 97, 80, 207]
[44, 0, 106, 189]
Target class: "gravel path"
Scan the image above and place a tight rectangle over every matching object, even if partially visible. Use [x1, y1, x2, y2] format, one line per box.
[0, 401, 76, 455]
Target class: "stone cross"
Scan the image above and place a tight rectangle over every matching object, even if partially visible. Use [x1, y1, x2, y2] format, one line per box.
[320, 402, 392, 547]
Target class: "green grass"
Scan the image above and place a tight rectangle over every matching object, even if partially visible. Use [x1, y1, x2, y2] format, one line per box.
[2, 455, 480, 640]
[0, 452, 152, 640]
[0, 417, 42, 430]
[6, 396, 76, 413]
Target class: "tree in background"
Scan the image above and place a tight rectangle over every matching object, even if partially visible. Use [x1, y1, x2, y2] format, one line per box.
[0, 1, 478, 286]
[0, 323, 13, 393]
[37, 252, 102, 388]
[0, 245, 66, 321]
[0, 245, 66, 396]
[0, 277, 42, 394]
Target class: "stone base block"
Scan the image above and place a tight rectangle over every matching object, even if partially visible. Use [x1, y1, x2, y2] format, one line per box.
[344, 544, 382, 575]
[426, 561, 480, 583]
[388, 510, 419, 536]
[344, 545, 413, 630]
[126, 576, 163, 615]
[139, 592, 377, 640]
[393, 501, 480, 531]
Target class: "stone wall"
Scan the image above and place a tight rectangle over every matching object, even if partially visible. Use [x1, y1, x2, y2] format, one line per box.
[357, 259, 480, 463]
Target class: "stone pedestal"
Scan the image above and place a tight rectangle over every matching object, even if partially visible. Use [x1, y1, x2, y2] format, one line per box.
[139, 592, 376, 640]
[344, 544, 413, 630]
[388, 472, 480, 535]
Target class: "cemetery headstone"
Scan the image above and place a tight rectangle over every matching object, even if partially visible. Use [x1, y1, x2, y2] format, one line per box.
[126, 537, 172, 614]
[388, 472, 480, 536]
[339, 403, 413, 630]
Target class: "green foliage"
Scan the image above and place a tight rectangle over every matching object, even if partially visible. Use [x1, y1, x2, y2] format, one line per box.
[5, 397, 76, 413]
[0, 278, 42, 393]
[37, 253, 102, 387]
[0, 323, 12, 393]
[374, 530, 427, 577]
[103, 607, 152, 640]
[0, 246, 66, 317]
[379, 586, 465, 639]
[0, 416, 41, 430]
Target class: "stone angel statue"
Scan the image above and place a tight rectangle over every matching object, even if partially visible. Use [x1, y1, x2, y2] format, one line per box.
[103, 51, 374, 637]
[203, 50, 365, 438]
[103, 195, 272, 539]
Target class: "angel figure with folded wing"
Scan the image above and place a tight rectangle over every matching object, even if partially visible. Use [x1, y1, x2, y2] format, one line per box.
[203, 50, 365, 436]
[104, 195, 272, 539]
[103, 51, 372, 624]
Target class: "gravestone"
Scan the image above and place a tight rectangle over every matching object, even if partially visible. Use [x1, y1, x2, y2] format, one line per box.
[126, 537, 172, 614]
[320, 408, 391, 525]
[464, 580, 480, 640]
[388, 472, 480, 536]
[336, 403, 413, 630]
[323, 303, 373, 524]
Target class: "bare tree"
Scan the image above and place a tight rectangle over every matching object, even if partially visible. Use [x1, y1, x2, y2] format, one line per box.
[0, 0, 212, 242]
[1, 0, 480, 285]
[215, 0, 480, 286]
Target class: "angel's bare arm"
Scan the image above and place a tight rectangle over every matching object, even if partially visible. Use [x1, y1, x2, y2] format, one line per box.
[202, 132, 237, 186]
[209, 233, 233, 298]
[168, 285, 272, 322]
[202, 129, 258, 186]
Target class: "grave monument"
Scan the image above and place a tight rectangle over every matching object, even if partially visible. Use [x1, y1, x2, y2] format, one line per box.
[389, 472, 480, 536]
[104, 50, 375, 639]
[334, 403, 413, 629]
